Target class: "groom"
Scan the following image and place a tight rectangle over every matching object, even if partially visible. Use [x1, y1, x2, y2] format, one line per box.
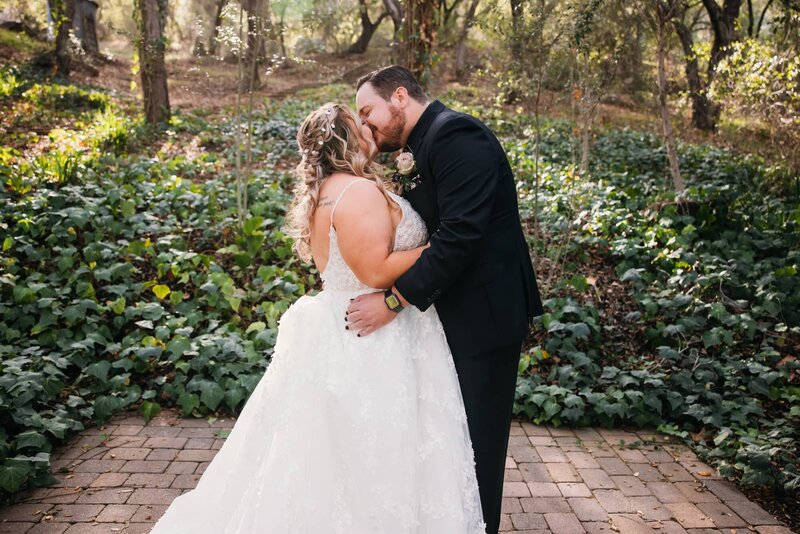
[346, 65, 542, 534]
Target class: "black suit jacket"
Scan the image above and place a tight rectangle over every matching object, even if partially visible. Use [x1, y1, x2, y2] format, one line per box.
[394, 100, 543, 359]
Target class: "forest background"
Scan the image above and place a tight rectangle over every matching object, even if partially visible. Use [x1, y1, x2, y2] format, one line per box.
[0, 0, 798, 528]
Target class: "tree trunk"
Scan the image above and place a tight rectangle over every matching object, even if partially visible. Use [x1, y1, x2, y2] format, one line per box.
[656, 0, 685, 194]
[73, 0, 100, 56]
[383, 0, 404, 43]
[54, 0, 75, 76]
[509, 0, 524, 64]
[455, 0, 480, 80]
[277, 20, 288, 62]
[756, 0, 774, 37]
[503, 0, 525, 103]
[46, 0, 55, 41]
[348, 0, 388, 54]
[442, 0, 464, 27]
[701, 0, 743, 82]
[577, 52, 593, 175]
[403, 0, 441, 85]
[240, 0, 262, 92]
[137, 0, 171, 124]
[257, 0, 274, 61]
[208, 0, 228, 56]
[629, 11, 645, 91]
[673, 13, 719, 131]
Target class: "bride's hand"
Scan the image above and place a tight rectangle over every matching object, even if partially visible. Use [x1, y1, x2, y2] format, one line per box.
[346, 291, 398, 337]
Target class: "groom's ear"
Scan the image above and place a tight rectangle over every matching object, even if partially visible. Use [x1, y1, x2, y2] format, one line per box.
[393, 86, 410, 108]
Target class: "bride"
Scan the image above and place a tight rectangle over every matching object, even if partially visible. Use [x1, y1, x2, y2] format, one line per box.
[147, 103, 487, 533]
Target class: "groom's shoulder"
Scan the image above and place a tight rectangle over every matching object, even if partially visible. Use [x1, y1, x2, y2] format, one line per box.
[429, 104, 493, 139]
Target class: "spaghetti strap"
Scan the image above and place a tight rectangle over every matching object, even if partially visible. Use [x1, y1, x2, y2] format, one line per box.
[329, 178, 375, 227]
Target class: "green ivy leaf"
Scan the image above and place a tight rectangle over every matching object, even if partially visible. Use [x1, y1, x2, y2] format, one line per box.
[702, 329, 722, 348]
[199, 382, 225, 411]
[110, 296, 126, 315]
[93, 395, 126, 422]
[543, 399, 561, 418]
[13, 286, 37, 304]
[177, 391, 199, 415]
[15, 431, 48, 451]
[568, 323, 590, 339]
[120, 200, 136, 217]
[152, 285, 171, 300]
[140, 401, 161, 424]
[85, 360, 111, 382]
[714, 427, 732, 446]
[0, 463, 29, 493]
[225, 296, 241, 312]
[168, 290, 184, 306]
[245, 321, 266, 334]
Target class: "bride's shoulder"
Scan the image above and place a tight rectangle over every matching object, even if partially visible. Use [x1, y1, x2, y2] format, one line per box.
[320, 174, 377, 197]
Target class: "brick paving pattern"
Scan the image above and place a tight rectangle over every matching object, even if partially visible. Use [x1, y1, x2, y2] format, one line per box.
[0, 409, 794, 533]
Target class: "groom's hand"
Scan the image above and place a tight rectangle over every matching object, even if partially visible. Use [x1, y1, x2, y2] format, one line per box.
[346, 291, 398, 337]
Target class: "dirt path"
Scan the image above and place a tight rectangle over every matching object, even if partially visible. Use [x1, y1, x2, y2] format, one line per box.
[70, 51, 383, 113]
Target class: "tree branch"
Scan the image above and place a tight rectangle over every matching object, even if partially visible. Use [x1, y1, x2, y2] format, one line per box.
[700, 0, 723, 35]
[756, 0, 774, 36]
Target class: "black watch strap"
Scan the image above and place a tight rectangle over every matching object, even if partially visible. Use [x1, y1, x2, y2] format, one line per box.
[384, 288, 404, 313]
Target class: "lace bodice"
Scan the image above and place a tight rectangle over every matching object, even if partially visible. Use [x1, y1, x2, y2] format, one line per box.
[320, 179, 429, 291]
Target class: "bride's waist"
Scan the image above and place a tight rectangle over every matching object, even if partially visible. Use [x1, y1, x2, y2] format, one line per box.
[319, 287, 382, 299]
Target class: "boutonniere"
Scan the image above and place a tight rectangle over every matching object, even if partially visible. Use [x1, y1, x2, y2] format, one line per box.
[391, 150, 422, 194]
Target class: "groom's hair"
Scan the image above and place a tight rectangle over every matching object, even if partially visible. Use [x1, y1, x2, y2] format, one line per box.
[356, 65, 428, 104]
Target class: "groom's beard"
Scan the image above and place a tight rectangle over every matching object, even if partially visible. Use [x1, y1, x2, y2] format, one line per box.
[374, 105, 406, 153]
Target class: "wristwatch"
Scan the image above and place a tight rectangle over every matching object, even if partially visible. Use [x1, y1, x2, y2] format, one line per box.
[384, 288, 404, 313]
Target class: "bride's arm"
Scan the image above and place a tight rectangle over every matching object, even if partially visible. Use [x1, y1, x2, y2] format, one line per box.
[368, 244, 430, 289]
[332, 181, 428, 290]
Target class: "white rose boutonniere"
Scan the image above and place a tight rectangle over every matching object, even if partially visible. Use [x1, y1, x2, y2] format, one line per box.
[396, 152, 415, 175]
[391, 150, 422, 194]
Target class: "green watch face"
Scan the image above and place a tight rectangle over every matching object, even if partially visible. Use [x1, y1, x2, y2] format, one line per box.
[385, 294, 400, 309]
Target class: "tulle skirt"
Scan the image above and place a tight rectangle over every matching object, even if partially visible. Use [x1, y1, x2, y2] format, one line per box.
[149, 288, 486, 534]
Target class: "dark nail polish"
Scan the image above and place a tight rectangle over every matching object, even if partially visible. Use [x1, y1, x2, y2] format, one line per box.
[345, 326, 349, 330]
[357, 334, 361, 337]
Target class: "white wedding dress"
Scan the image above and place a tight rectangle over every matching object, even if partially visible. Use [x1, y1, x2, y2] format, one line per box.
[149, 179, 486, 534]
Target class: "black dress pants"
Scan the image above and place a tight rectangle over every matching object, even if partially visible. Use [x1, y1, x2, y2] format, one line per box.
[453, 341, 522, 534]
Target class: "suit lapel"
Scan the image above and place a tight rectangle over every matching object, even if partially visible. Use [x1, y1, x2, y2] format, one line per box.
[401, 100, 450, 236]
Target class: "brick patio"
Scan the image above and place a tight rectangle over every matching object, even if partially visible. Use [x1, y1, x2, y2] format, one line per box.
[0, 409, 794, 533]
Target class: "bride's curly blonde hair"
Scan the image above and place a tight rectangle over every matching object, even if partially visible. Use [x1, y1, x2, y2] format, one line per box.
[284, 102, 395, 262]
